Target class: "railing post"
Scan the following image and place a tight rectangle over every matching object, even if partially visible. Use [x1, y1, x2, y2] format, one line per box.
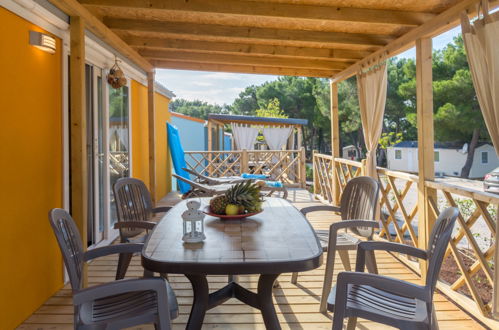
[312, 150, 318, 195]
[416, 38, 436, 280]
[241, 149, 249, 174]
[330, 80, 341, 206]
[147, 71, 156, 204]
[361, 159, 367, 176]
[300, 147, 307, 188]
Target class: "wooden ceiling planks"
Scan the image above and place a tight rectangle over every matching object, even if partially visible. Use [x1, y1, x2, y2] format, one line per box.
[74, 0, 466, 77]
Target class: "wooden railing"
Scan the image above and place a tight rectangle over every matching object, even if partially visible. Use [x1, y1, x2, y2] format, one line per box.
[184, 148, 306, 187]
[425, 180, 498, 319]
[313, 155, 499, 326]
[334, 157, 363, 193]
[377, 167, 420, 248]
[313, 153, 334, 203]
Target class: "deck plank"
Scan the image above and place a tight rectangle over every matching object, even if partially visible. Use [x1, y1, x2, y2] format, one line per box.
[17, 189, 484, 329]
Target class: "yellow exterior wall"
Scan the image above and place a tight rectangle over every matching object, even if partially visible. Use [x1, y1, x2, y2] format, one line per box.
[131, 80, 172, 199]
[154, 93, 172, 201]
[131, 80, 150, 187]
[0, 8, 64, 328]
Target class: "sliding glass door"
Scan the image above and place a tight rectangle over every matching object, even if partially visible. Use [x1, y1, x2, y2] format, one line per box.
[108, 85, 130, 225]
[84, 62, 130, 248]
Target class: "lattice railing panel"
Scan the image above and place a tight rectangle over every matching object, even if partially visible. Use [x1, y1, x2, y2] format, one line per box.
[184, 150, 304, 185]
[185, 151, 242, 177]
[377, 168, 419, 248]
[247, 150, 301, 184]
[313, 154, 334, 203]
[425, 181, 497, 316]
[334, 158, 362, 194]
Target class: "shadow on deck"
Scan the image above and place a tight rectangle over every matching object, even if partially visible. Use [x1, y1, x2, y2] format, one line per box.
[18, 189, 484, 329]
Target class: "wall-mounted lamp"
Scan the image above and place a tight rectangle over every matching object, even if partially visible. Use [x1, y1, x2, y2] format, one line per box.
[29, 31, 56, 54]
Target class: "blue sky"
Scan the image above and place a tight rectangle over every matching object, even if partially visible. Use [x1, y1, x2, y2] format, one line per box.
[156, 26, 461, 105]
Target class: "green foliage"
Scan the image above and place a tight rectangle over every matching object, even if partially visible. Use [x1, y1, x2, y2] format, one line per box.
[109, 86, 129, 119]
[230, 76, 332, 153]
[379, 132, 403, 150]
[255, 98, 288, 118]
[169, 98, 229, 119]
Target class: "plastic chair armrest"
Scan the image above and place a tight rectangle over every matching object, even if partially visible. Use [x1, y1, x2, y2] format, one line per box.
[336, 271, 429, 302]
[84, 243, 143, 262]
[73, 277, 167, 305]
[152, 206, 172, 214]
[357, 241, 427, 260]
[113, 221, 156, 231]
[300, 205, 340, 215]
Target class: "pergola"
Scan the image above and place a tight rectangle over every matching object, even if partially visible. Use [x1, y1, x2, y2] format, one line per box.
[47, 0, 499, 327]
[207, 113, 308, 151]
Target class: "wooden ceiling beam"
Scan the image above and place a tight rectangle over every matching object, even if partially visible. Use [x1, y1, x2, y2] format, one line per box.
[139, 49, 351, 71]
[149, 60, 336, 78]
[104, 18, 393, 50]
[80, 0, 434, 26]
[49, 0, 153, 72]
[332, 0, 499, 82]
[125, 37, 370, 62]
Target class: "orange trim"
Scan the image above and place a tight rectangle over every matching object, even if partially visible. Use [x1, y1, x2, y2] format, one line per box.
[170, 111, 206, 124]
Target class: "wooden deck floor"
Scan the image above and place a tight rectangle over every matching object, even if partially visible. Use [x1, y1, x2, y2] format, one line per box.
[18, 189, 484, 329]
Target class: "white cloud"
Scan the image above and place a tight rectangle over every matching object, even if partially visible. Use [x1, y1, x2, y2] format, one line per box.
[155, 69, 278, 105]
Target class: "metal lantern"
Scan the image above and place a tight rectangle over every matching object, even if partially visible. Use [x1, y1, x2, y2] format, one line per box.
[182, 200, 206, 243]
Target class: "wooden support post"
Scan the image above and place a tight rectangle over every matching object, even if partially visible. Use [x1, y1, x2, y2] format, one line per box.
[297, 126, 303, 151]
[147, 71, 156, 203]
[312, 150, 318, 195]
[300, 147, 307, 188]
[361, 159, 367, 176]
[330, 80, 341, 206]
[207, 120, 213, 175]
[70, 16, 88, 285]
[221, 124, 225, 151]
[207, 120, 213, 151]
[241, 149, 249, 174]
[215, 124, 220, 150]
[416, 38, 436, 280]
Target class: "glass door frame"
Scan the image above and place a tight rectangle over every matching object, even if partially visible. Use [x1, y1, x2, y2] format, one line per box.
[84, 61, 128, 248]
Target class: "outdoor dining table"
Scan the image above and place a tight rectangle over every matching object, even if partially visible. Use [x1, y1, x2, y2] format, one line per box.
[142, 197, 323, 330]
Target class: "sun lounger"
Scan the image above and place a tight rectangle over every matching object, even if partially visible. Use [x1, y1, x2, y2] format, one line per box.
[182, 167, 249, 185]
[172, 174, 288, 199]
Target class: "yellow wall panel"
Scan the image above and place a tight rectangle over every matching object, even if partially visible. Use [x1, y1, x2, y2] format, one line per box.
[154, 93, 172, 201]
[131, 80, 172, 199]
[131, 80, 150, 187]
[0, 8, 63, 328]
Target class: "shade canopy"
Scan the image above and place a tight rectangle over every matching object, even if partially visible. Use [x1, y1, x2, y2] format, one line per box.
[67, 0, 475, 78]
[208, 114, 308, 127]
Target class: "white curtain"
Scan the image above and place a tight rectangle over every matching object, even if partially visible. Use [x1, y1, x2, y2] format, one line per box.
[263, 126, 292, 150]
[231, 123, 259, 150]
[461, 3, 499, 318]
[357, 61, 388, 178]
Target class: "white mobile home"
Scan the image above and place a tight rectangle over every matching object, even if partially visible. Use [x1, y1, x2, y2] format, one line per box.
[387, 141, 499, 178]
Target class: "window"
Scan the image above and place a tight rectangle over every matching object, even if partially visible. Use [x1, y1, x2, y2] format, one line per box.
[434, 151, 440, 162]
[482, 151, 489, 164]
[395, 149, 402, 159]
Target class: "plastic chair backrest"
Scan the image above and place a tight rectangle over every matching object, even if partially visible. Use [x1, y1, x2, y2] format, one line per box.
[48, 208, 84, 292]
[113, 177, 153, 239]
[425, 207, 459, 295]
[340, 176, 380, 237]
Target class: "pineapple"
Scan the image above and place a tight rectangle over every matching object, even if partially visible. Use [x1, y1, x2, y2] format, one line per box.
[209, 195, 229, 214]
[224, 181, 262, 213]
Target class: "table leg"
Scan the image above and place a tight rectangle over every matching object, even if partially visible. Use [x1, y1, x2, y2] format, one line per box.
[185, 274, 209, 330]
[257, 274, 281, 330]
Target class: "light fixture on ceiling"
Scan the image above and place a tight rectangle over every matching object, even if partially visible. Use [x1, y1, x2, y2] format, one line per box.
[29, 31, 56, 54]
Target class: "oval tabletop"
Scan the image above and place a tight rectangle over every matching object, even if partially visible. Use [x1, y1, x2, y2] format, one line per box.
[142, 197, 323, 275]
